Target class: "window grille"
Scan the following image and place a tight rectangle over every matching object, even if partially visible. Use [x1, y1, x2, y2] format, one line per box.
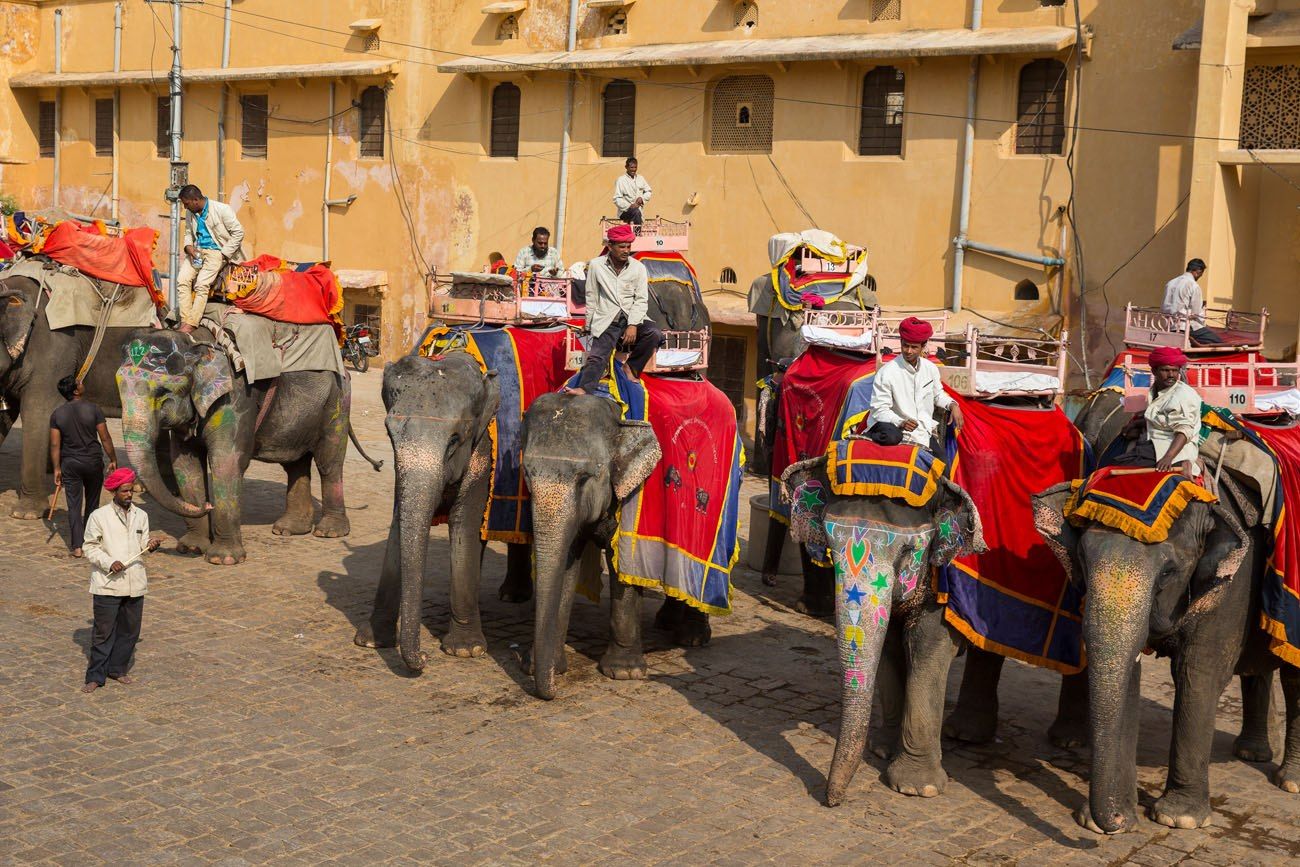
[1015, 59, 1066, 155]
[1240, 65, 1300, 149]
[601, 80, 636, 158]
[490, 82, 521, 158]
[734, 1, 758, 31]
[497, 14, 518, 41]
[859, 66, 905, 156]
[359, 86, 386, 159]
[240, 94, 269, 160]
[869, 0, 901, 21]
[38, 100, 56, 159]
[708, 334, 749, 420]
[156, 96, 172, 157]
[709, 75, 774, 154]
[720, 267, 737, 285]
[94, 98, 114, 157]
[606, 9, 628, 35]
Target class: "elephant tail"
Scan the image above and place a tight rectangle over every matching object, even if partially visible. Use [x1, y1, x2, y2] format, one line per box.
[349, 422, 385, 472]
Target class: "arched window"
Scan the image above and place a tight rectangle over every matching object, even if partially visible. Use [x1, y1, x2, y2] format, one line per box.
[734, 1, 758, 31]
[605, 9, 628, 35]
[858, 66, 905, 156]
[359, 86, 385, 159]
[1016, 59, 1067, 155]
[720, 267, 737, 286]
[709, 75, 774, 154]
[1014, 279, 1040, 301]
[601, 80, 636, 158]
[490, 83, 521, 158]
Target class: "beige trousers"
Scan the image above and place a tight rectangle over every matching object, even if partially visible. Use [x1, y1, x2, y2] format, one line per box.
[176, 249, 225, 327]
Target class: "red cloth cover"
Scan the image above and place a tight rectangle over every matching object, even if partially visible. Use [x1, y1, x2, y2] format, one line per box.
[232, 255, 344, 337]
[772, 346, 877, 480]
[35, 221, 161, 303]
[1243, 420, 1300, 666]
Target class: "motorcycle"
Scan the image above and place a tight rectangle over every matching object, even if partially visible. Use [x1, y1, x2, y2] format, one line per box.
[342, 323, 380, 373]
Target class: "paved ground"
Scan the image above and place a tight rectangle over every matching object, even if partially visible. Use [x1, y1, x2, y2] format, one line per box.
[1, 368, 1298, 865]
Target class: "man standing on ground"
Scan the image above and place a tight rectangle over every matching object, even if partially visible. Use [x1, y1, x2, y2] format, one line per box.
[866, 317, 963, 453]
[176, 184, 245, 333]
[1161, 258, 1221, 345]
[566, 223, 663, 395]
[514, 227, 564, 276]
[613, 157, 652, 226]
[82, 468, 160, 693]
[50, 375, 117, 558]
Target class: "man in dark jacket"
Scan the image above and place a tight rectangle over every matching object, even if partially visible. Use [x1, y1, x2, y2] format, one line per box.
[50, 375, 118, 557]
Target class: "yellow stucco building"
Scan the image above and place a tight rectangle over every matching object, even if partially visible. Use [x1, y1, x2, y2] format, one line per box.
[0, 0, 1296, 428]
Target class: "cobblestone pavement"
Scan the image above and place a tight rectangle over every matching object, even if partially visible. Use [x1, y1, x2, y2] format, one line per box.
[1, 368, 1298, 865]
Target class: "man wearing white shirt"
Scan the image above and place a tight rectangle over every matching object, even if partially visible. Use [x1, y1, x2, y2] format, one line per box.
[1161, 258, 1221, 345]
[514, 226, 564, 275]
[866, 317, 963, 452]
[613, 157, 652, 226]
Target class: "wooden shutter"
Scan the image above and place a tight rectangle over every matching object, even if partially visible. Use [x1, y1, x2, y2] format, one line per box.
[38, 101, 56, 159]
[490, 83, 521, 158]
[94, 98, 114, 157]
[1016, 59, 1067, 155]
[707, 334, 749, 420]
[858, 66, 905, 156]
[359, 87, 385, 158]
[241, 94, 269, 159]
[601, 80, 636, 159]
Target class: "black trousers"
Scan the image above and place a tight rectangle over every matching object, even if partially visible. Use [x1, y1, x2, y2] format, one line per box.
[86, 594, 143, 685]
[619, 207, 644, 226]
[865, 422, 941, 456]
[1104, 438, 1157, 468]
[577, 315, 664, 392]
[62, 456, 104, 551]
[1190, 326, 1224, 345]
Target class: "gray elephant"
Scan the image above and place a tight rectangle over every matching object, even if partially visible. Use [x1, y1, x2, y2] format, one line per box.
[116, 328, 357, 565]
[352, 352, 532, 669]
[0, 269, 142, 518]
[1034, 457, 1300, 833]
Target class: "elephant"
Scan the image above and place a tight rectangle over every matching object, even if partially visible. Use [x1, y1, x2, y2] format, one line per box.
[116, 328, 358, 565]
[0, 269, 142, 518]
[1034, 453, 1300, 833]
[352, 352, 533, 670]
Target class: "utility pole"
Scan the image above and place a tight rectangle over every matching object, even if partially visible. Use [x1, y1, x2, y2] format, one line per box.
[149, 0, 190, 312]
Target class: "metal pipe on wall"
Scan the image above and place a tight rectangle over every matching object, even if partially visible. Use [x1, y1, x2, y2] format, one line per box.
[322, 81, 334, 262]
[111, 2, 122, 221]
[53, 9, 62, 207]
[552, 0, 580, 254]
[951, 0, 983, 313]
[955, 238, 1065, 268]
[217, 0, 231, 201]
[167, 0, 184, 311]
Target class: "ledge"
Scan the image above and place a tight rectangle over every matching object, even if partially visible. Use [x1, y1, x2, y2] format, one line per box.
[10, 60, 398, 89]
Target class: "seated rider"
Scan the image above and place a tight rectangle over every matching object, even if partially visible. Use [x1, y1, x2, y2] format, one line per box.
[514, 226, 564, 280]
[565, 223, 663, 396]
[865, 316, 963, 453]
[1110, 346, 1202, 476]
[1161, 258, 1222, 346]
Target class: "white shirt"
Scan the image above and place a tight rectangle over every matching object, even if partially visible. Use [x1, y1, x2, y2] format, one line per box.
[584, 254, 649, 337]
[613, 173, 653, 213]
[84, 502, 151, 596]
[868, 355, 954, 448]
[1146, 380, 1202, 467]
[1161, 272, 1205, 327]
[514, 245, 564, 274]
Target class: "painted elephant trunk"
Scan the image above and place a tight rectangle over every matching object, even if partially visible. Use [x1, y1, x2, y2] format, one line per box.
[825, 598, 890, 807]
[396, 454, 444, 673]
[531, 501, 582, 701]
[121, 405, 209, 518]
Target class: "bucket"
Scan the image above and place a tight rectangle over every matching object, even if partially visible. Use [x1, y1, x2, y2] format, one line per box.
[747, 493, 804, 575]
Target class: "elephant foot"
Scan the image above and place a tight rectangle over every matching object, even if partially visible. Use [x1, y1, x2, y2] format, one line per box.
[1274, 762, 1300, 794]
[271, 514, 314, 536]
[943, 708, 998, 745]
[10, 502, 43, 520]
[885, 752, 947, 798]
[598, 645, 648, 681]
[761, 571, 779, 587]
[498, 573, 533, 604]
[870, 729, 900, 761]
[1048, 713, 1090, 749]
[1150, 789, 1213, 830]
[673, 610, 711, 648]
[313, 513, 350, 539]
[176, 530, 208, 555]
[795, 594, 835, 619]
[441, 624, 487, 659]
[353, 621, 396, 649]
[1074, 804, 1135, 835]
[204, 542, 246, 566]
[521, 647, 568, 677]
[1232, 732, 1274, 764]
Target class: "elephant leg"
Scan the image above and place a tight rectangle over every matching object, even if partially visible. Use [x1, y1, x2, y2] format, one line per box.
[1150, 651, 1236, 829]
[170, 433, 212, 554]
[272, 454, 315, 536]
[600, 558, 647, 681]
[442, 471, 491, 659]
[760, 515, 785, 587]
[796, 548, 835, 618]
[871, 623, 907, 760]
[13, 395, 58, 519]
[0, 408, 15, 451]
[1234, 672, 1275, 763]
[1049, 671, 1090, 749]
[311, 390, 350, 538]
[943, 645, 1003, 744]
[654, 596, 711, 648]
[204, 430, 248, 565]
[886, 606, 960, 798]
[1275, 665, 1300, 794]
[498, 542, 533, 603]
[354, 514, 401, 648]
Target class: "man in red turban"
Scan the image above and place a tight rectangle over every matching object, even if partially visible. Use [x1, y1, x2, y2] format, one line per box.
[1111, 345, 1201, 474]
[565, 224, 664, 394]
[865, 316, 962, 451]
[81, 465, 161, 693]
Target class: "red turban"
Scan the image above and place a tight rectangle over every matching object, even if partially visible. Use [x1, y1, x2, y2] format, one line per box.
[898, 316, 934, 344]
[605, 223, 636, 244]
[104, 467, 137, 491]
[1148, 346, 1189, 369]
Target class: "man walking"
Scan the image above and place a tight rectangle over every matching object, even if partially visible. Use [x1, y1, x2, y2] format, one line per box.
[613, 157, 652, 226]
[50, 375, 117, 558]
[1161, 258, 1221, 345]
[176, 184, 245, 333]
[566, 223, 662, 395]
[82, 468, 160, 694]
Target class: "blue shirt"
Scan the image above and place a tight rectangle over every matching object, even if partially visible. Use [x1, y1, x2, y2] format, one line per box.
[194, 202, 218, 251]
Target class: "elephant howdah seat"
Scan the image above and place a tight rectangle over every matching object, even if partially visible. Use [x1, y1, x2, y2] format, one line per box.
[1, 256, 159, 331]
[198, 303, 346, 383]
[217, 255, 346, 339]
[1117, 352, 1300, 416]
[1123, 302, 1268, 355]
[937, 325, 1070, 399]
[427, 269, 573, 327]
[596, 216, 690, 252]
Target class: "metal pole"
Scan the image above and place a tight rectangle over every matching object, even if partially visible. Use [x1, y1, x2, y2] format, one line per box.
[111, 2, 122, 221]
[553, 0, 580, 255]
[53, 9, 62, 207]
[168, 0, 183, 311]
[951, 0, 983, 313]
[322, 81, 334, 262]
[217, 0, 231, 201]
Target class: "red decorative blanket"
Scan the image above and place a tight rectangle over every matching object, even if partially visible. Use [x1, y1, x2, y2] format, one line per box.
[230, 255, 344, 338]
[35, 221, 162, 304]
[1243, 420, 1300, 665]
[772, 346, 877, 480]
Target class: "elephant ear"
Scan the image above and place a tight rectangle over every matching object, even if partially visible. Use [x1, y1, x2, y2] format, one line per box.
[0, 282, 38, 360]
[611, 419, 661, 502]
[1032, 482, 1080, 585]
[929, 477, 987, 566]
[779, 456, 830, 549]
[187, 343, 234, 417]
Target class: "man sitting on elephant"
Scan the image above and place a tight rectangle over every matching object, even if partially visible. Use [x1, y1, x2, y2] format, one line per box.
[1109, 346, 1203, 476]
[865, 316, 962, 452]
[565, 223, 663, 396]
